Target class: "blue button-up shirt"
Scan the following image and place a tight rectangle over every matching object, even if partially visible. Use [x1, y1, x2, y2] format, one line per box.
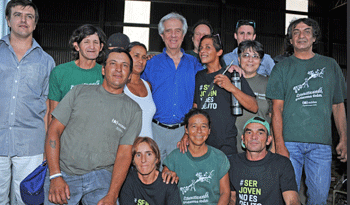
[223, 47, 275, 76]
[0, 35, 55, 157]
[141, 48, 203, 124]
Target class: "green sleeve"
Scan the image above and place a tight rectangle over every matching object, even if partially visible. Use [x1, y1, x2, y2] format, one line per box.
[48, 67, 63, 102]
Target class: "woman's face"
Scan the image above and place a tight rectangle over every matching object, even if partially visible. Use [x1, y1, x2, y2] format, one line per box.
[186, 114, 210, 147]
[129, 45, 147, 75]
[199, 38, 222, 65]
[238, 48, 261, 78]
[133, 142, 158, 176]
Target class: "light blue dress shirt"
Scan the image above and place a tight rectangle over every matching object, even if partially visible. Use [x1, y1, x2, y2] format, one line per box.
[0, 35, 55, 156]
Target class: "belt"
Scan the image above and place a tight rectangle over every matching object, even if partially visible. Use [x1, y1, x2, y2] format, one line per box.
[152, 119, 185, 130]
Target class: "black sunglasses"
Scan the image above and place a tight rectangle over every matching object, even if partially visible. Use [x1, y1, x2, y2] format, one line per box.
[236, 20, 256, 29]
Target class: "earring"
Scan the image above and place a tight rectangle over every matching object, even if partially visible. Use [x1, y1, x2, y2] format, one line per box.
[241, 140, 246, 149]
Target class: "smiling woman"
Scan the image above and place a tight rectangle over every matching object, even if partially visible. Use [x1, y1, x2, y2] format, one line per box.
[163, 108, 231, 205]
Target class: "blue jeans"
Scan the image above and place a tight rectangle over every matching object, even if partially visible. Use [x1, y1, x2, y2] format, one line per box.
[44, 169, 111, 204]
[285, 142, 331, 205]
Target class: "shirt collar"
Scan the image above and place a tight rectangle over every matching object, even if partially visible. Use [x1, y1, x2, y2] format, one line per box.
[1, 34, 41, 51]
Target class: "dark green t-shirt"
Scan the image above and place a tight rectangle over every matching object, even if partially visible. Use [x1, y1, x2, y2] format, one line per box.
[266, 54, 346, 145]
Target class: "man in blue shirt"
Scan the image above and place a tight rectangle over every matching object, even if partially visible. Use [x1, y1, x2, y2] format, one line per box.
[223, 19, 275, 76]
[141, 12, 203, 165]
[0, 0, 55, 204]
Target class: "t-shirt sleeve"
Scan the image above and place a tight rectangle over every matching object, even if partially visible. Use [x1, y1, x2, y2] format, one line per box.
[119, 172, 135, 205]
[280, 157, 298, 193]
[163, 150, 177, 171]
[51, 85, 79, 126]
[43, 58, 56, 98]
[166, 183, 182, 205]
[218, 152, 230, 179]
[119, 109, 142, 145]
[266, 64, 285, 100]
[332, 60, 347, 104]
[194, 73, 200, 105]
[48, 67, 63, 102]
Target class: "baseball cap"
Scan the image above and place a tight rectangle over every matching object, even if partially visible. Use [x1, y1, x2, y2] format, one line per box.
[20, 160, 47, 205]
[243, 116, 270, 134]
[106, 33, 130, 49]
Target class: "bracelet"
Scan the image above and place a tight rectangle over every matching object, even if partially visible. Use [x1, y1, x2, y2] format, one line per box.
[49, 173, 63, 180]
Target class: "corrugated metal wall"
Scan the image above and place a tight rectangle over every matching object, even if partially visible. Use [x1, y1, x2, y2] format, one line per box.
[33, 0, 346, 77]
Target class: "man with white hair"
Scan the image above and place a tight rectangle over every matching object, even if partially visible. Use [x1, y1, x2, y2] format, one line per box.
[141, 12, 203, 164]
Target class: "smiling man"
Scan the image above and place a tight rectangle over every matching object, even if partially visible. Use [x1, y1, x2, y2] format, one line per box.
[0, 0, 55, 204]
[141, 12, 203, 166]
[44, 48, 142, 205]
[228, 117, 300, 205]
[48, 24, 106, 124]
[266, 18, 347, 205]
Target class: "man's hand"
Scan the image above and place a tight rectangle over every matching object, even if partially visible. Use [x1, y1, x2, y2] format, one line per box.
[48, 177, 70, 204]
[177, 133, 189, 153]
[162, 166, 179, 184]
[336, 141, 347, 162]
[97, 193, 117, 205]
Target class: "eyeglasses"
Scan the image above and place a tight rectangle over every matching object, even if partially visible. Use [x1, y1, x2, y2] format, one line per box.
[241, 53, 260, 60]
[236, 20, 256, 29]
[213, 34, 222, 47]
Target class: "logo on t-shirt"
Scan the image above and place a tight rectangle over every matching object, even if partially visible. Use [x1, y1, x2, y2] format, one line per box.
[293, 67, 325, 107]
[112, 118, 126, 133]
[180, 170, 214, 204]
[199, 84, 218, 109]
[238, 179, 261, 205]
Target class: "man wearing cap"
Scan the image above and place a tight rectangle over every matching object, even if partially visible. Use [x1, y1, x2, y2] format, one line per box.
[0, 0, 55, 204]
[107, 32, 130, 49]
[141, 12, 203, 165]
[48, 24, 106, 122]
[223, 19, 275, 76]
[228, 116, 300, 205]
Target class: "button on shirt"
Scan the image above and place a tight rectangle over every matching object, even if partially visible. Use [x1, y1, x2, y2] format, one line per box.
[141, 48, 203, 124]
[223, 47, 275, 76]
[0, 35, 55, 157]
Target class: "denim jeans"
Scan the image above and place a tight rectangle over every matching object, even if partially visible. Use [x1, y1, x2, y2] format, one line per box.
[44, 169, 112, 205]
[285, 142, 331, 205]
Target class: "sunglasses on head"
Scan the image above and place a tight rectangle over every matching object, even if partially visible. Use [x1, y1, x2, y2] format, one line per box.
[236, 20, 256, 29]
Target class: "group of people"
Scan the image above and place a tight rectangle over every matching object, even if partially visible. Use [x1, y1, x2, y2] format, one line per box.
[0, 0, 347, 205]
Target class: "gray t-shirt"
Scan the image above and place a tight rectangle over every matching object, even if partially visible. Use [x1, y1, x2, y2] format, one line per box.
[52, 84, 142, 175]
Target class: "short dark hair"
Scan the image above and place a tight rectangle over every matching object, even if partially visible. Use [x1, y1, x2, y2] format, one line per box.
[103, 48, 133, 73]
[199, 34, 223, 52]
[237, 40, 265, 59]
[69, 24, 107, 61]
[132, 137, 161, 170]
[126, 41, 147, 53]
[191, 19, 214, 36]
[235, 19, 256, 34]
[286, 18, 321, 48]
[6, 0, 39, 24]
[184, 108, 211, 129]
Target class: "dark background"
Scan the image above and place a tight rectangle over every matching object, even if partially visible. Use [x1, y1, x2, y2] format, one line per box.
[32, 0, 346, 79]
